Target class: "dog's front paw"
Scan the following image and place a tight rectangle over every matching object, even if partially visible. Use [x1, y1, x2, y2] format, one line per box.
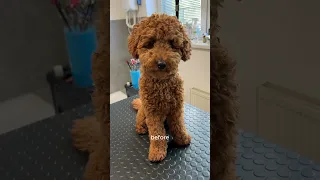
[174, 134, 192, 146]
[148, 148, 167, 162]
[136, 126, 148, 134]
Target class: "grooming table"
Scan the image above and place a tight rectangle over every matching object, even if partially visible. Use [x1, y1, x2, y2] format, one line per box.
[236, 131, 320, 180]
[0, 105, 92, 180]
[0, 96, 319, 180]
[110, 96, 210, 179]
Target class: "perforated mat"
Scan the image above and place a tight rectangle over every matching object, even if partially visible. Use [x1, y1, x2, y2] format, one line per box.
[236, 130, 320, 180]
[110, 96, 211, 180]
[1, 95, 318, 180]
[0, 104, 93, 180]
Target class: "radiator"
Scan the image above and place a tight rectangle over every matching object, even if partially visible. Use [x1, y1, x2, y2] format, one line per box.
[257, 82, 320, 162]
[190, 88, 210, 112]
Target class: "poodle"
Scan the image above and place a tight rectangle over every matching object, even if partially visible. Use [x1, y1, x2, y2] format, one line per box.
[128, 14, 192, 162]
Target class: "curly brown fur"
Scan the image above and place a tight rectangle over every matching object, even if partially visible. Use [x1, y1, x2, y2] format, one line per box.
[128, 14, 192, 162]
[132, 98, 142, 110]
[71, 116, 100, 153]
[211, 0, 239, 179]
[71, 0, 109, 179]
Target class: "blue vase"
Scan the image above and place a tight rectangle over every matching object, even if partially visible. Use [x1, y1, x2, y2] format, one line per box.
[130, 70, 141, 90]
[64, 27, 97, 87]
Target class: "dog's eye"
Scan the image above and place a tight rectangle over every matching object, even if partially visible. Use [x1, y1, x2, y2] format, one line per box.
[143, 40, 155, 49]
[169, 40, 176, 49]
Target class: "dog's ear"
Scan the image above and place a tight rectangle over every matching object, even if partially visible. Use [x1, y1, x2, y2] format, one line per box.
[180, 30, 192, 61]
[128, 24, 140, 58]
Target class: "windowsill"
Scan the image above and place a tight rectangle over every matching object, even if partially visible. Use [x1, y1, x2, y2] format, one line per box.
[191, 41, 210, 50]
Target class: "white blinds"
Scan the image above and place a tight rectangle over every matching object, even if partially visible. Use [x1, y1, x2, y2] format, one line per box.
[160, 0, 201, 25]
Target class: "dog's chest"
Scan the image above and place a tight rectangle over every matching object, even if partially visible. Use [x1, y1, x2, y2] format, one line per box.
[140, 78, 183, 114]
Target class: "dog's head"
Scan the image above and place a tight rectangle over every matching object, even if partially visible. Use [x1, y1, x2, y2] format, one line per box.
[128, 14, 191, 79]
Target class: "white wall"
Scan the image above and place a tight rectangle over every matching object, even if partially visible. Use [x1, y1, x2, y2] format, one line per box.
[219, 0, 320, 133]
[110, 0, 153, 20]
[179, 48, 210, 103]
[110, 0, 126, 20]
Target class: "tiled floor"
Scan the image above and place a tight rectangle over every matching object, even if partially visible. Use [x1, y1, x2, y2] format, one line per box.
[110, 90, 127, 104]
[0, 92, 54, 134]
[0, 88, 128, 134]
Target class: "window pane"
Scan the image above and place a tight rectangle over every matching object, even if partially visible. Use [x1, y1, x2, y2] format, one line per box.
[179, 0, 201, 25]
[161, 0, 175, 16]
[161, 0, 201, 26]
[161, 0, 203, 39]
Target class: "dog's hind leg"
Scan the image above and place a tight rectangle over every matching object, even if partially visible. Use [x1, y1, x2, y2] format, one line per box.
[136, 107, 147, 134]
[167, 108, 192, 146]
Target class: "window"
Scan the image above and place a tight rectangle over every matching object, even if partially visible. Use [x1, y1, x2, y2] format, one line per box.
[158, 0, 210, 34]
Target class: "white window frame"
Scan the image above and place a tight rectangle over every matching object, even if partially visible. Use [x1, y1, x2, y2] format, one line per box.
[157, 0, 210, 34]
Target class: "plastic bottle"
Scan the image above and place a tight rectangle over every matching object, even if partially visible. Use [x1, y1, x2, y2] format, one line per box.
[191, 18, 198, 41]
[192, 24, 197, 41]
[196, 25, 201, 41]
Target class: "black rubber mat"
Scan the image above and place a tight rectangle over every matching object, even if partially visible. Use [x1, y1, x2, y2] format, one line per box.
[2, 95, 317, 180]
[236, 130, 320, 180]
[0, 104, 92, 180]
[110, 96, 211, 180]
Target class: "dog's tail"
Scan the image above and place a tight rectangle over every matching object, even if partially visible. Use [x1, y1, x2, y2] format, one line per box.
[132, 98, 142, 110]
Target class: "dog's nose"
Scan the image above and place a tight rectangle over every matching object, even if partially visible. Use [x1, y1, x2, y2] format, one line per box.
[157, 61, 166, 70]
